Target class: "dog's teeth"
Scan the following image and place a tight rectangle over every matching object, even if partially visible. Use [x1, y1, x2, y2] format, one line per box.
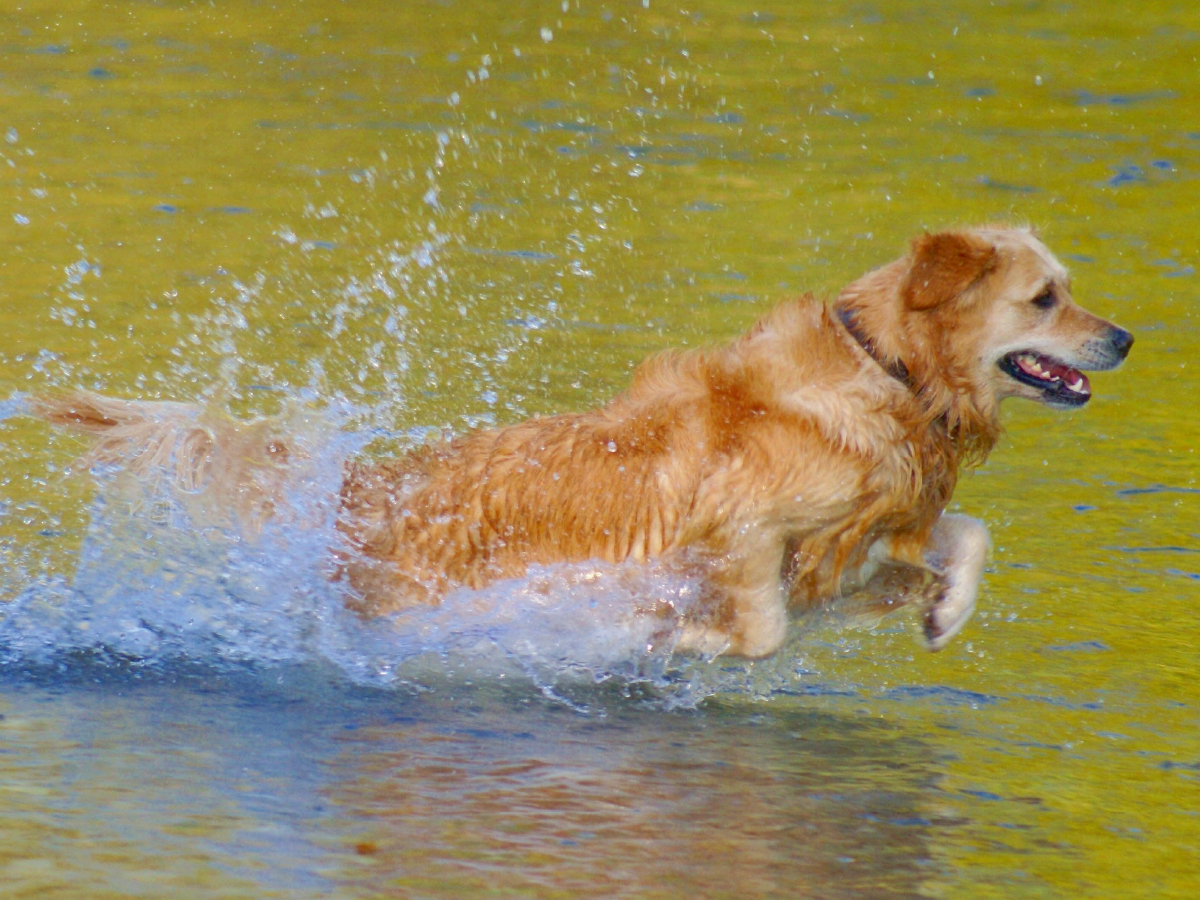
[1068, 377, 1085, 392]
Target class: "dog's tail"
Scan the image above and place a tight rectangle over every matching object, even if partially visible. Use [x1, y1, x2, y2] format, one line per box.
[33, 391, 222, 490]
[33, 391, 299, 530]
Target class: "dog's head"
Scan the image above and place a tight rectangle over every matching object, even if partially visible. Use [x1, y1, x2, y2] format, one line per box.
[905, 227, 1133, 409]
[838, 227, 1133, 419]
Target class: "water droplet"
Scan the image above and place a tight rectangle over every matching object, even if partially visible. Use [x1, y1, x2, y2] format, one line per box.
[607, 441, 617, 452]
[5, 127, 17, 144]
[540, 27, 553, 42]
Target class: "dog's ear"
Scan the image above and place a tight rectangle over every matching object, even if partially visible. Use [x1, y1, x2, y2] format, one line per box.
[903, 231, 997, 310]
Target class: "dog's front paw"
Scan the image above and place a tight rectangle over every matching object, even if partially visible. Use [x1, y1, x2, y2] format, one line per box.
[921, 571, 978, 651]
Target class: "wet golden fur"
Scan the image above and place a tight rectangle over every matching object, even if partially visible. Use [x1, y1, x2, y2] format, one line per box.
[36, 226, 1132, 658]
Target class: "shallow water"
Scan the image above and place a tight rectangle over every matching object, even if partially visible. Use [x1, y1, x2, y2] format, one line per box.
[1, 1, 1198, 896]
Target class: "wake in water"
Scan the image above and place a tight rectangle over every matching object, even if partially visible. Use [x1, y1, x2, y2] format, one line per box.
[0, 395, 814, 708]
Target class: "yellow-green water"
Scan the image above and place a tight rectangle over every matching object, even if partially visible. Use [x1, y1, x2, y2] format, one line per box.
[1, 1, 1197, 897]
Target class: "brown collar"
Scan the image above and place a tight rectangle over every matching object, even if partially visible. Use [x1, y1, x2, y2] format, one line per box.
[835, 306, 912, 388]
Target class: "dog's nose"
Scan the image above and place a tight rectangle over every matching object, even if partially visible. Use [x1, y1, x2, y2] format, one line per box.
[1108, 326, 1134, 359]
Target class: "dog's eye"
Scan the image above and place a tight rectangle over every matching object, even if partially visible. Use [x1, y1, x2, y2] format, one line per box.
[1031, 290, 1056, 310]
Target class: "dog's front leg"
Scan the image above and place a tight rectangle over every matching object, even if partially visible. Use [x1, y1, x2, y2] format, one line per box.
[673, 539, 791, 660]
[919, 513, 990, 651]
[676, 578, 789, 659]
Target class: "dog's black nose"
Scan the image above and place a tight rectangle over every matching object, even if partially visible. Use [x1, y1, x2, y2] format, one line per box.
[1108, 326, 1134, 359]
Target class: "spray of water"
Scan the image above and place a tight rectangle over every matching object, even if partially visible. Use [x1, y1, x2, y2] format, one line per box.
[0, 67, 845, 708]
[0, 391, 827, 710]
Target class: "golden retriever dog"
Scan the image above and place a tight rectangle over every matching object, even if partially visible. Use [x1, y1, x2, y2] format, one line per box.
[35, 226, 1132, 659]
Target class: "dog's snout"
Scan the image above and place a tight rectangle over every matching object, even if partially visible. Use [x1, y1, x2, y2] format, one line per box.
[1108, 326, 1134, 360]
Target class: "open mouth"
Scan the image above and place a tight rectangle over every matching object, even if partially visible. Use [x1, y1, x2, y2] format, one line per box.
[999, 351, 1092, 406]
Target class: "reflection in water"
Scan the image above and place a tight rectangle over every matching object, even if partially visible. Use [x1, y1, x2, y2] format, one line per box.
[324, 698, 941, 899]
[0, 676, 944, 899]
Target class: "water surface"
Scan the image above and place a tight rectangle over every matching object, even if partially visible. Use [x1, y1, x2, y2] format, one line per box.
[1, 1, 1198, 897]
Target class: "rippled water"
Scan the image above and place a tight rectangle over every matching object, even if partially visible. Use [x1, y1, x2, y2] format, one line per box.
[1, 1, 1198, 897]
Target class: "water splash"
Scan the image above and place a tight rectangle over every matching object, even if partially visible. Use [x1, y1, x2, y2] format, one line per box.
[0, 404, 813, 709]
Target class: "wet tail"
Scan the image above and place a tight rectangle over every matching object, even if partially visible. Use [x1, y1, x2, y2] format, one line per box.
[34, 392, 221, 490]
[33, 391, 298, 530]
